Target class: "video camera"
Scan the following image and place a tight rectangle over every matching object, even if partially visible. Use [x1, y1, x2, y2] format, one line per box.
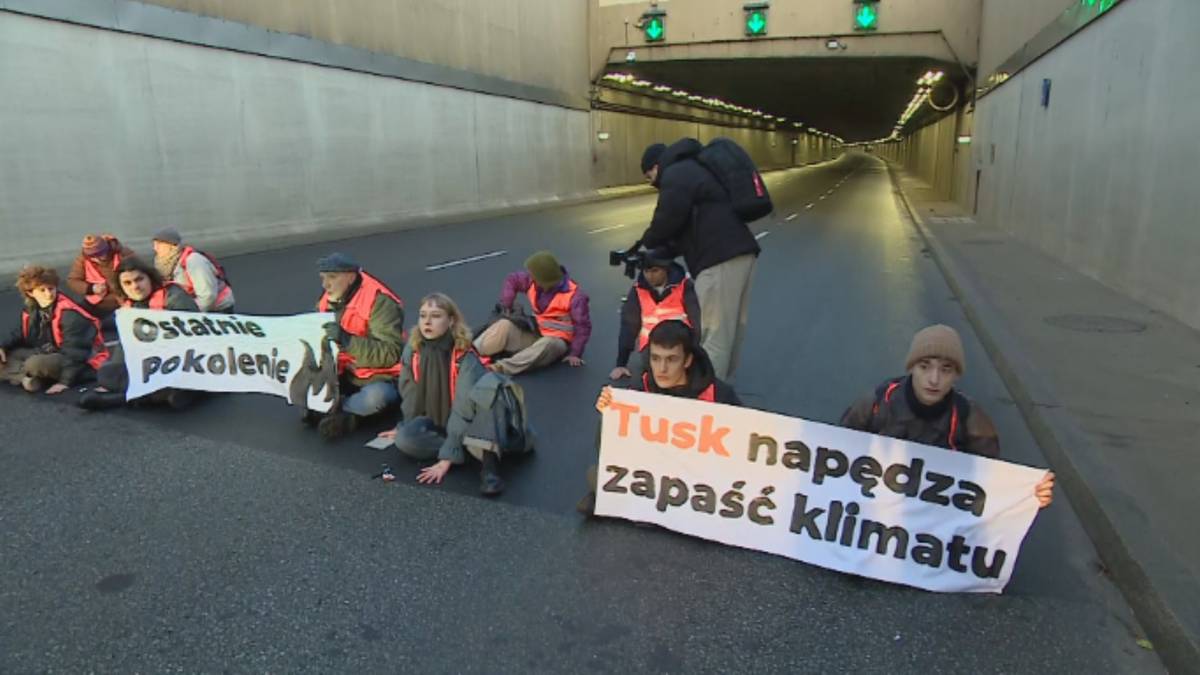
[609, 243, 643, 280]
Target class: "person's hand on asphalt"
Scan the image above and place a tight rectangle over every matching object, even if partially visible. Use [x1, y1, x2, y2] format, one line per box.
[595, 386, 614, 413]
[45, 383, 68, 395]
[564, 355, 584, 367]
[1036, 471, 1055, 509]
[377, 429, 397, 441]
[417, 459, 452, 485]
[609, 366, 631, 380]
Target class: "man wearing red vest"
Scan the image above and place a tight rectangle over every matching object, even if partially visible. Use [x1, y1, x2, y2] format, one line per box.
[1, 266, 109, 395]
[839, 324, 1055, 509]
[151, 227, 236, 313]
[578, 320, 739, 514]
[610, 247, 701, 383]
[474, 250, 591, 376]
[66, 233, 137, 317]
[311, 252, 406, 440]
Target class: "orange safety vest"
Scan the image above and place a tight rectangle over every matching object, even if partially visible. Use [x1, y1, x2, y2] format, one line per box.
[872, 379, 962, 451]
[21, 294, 110, 371]
[122, 282, 181, 310]
[635, 281, 692, 351]
[527, 279, 578, 342]
[82, 240, 122, 305]
[317, 271, 405, 379]
[410, 347, 470, 402]
[178, 246, 233, 307]
[641, 372, 715, 402]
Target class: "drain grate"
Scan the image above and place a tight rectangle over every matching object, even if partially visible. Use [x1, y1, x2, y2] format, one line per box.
[1044, 314, 1147, 333]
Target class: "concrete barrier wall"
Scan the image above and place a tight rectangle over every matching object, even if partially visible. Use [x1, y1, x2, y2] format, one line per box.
[971, 0, 1200, 330]
[0, 12, 591, 276]
[591, 110, 838, 187]
[875, 112, 963, 202]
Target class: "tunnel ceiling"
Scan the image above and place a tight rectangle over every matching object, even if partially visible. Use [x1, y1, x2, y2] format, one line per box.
[612, 57, 963, 142]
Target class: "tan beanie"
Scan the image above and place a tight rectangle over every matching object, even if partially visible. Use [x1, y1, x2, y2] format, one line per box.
[905, 324, 966, 374]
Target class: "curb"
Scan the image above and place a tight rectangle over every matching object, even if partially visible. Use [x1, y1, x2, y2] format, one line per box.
[886, 163, 1198, 674]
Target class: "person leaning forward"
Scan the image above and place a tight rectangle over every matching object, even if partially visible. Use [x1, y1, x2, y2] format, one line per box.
[151, 227, 236, 313]
[309, 252, 406, 441]
[473, 250, 591, 376]
[377, 293, 535, 496]
[839, 324, 1055, 509]
[578, 320, 738, 515]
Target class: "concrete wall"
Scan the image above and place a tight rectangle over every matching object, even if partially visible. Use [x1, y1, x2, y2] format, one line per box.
[978, 0, 1074, 78]
[971, 0, 1200, 329]
[0, 12, 591, 276]
[590, 110, 838, 187]
[875, 112, 963, 202]
[590, 0, 982, 77]
[141, 0, 589, 103]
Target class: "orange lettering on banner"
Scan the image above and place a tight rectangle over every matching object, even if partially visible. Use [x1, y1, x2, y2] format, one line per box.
[609, 402, 731, 457]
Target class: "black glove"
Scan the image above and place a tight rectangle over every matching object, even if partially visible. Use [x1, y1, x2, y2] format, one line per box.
[322, 321, 349, 347]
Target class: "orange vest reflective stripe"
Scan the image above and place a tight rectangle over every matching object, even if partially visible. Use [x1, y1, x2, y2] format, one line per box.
[317, 272, 405, 379]
[635, 282, 692, 351]
[178, 246, 233, 307]
[410, 348, 469, 402]
[528, 279, 577, 342]
[82, 243, 122, 305]
[22, 295, 110, 371]
[641, 372, 715, 402]
[874, 379, 960, 451]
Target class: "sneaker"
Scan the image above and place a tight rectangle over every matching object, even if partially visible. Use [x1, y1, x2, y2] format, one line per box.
[479, 451, 505, 496]
[78, 390, 126, 411]
[165, 389, 198, 410]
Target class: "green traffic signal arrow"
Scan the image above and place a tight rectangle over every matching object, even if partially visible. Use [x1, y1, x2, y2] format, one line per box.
[855, 4, 877, 30]
[747, 12, 766, 35]
[645, 17, 664, 41]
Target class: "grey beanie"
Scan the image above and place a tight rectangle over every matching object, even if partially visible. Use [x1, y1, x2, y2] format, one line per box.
[152, 227, 182, 246]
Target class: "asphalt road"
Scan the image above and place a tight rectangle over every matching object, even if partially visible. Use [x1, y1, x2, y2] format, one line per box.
[0, 154, 1163, 672]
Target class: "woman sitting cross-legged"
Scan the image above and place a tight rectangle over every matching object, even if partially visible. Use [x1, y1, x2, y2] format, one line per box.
[378, 293, 536, 496]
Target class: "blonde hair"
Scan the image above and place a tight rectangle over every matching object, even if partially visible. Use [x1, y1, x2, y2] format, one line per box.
[409, 292, 474, 352]
[16, 265, 59, 295]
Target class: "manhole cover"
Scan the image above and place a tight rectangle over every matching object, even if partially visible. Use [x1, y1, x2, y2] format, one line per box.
[1044, 314, 1147, 333]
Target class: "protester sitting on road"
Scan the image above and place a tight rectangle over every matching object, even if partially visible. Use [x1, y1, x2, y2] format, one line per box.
[473, 250, 591, 376]
[1, 265, 109, 395]
[78, 257, 200, 411]
[309, 252, 406, 440]
[610, 247, 701, 383]
[578, 320, 738, 514]
[152, 227, 236, 313]
[639, 139, 760, 382]
[66, 233, 137, 318]
[378, 293, 535, 496]
[839, 324, 1055, 508]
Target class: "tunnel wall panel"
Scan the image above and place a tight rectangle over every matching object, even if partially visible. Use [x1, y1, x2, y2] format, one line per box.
[0, 12, 591, 276]
[971, 0, 1200, 330]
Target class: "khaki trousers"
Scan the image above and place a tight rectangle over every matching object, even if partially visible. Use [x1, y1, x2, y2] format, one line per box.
[473, 318, 568, 375]
[693, 253, 756, 381]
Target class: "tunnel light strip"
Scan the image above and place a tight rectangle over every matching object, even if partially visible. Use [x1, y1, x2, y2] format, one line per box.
[847, 70, 945, 147]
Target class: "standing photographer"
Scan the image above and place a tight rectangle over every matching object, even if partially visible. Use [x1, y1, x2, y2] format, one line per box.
[638, 139, 760, 381]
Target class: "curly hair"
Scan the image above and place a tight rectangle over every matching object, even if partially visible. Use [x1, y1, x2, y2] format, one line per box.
[408, 292, 474, 352]
[15, 265, 59, 295]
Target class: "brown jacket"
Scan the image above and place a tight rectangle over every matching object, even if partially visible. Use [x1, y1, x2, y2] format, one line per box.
[839, 376, 1000, 458]
[66, 237, 137, 314]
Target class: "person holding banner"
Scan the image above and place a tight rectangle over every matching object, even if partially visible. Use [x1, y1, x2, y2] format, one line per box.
[65, 234, 137, 318]
[78, 257, 200, 411]
[473, 251, 591, 376]
[839, 324, 1055, 508]
[578, 320, 738, 513]
[610, 248, 701, 384]
[1, 265, 109, 394]
[379, 293, 535, 496]
[311, 253, 406, 440]
[152, 227, 236, 313]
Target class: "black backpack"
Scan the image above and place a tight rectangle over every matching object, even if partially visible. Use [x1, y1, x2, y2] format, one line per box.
[696, 138, 774, 222]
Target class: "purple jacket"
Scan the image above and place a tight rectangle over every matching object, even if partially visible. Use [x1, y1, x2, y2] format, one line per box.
[500, 268, 592, 358]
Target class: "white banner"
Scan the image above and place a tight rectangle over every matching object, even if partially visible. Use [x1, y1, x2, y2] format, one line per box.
[116, 309, 339, 412]
[595, 389, 1045, 593]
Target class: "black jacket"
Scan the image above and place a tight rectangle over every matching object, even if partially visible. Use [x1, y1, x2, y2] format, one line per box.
[3, 296, 100, 385]
[639, 138, 760, 276]
[628, 346, 740, 405]
[617, 262, 701, 367]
